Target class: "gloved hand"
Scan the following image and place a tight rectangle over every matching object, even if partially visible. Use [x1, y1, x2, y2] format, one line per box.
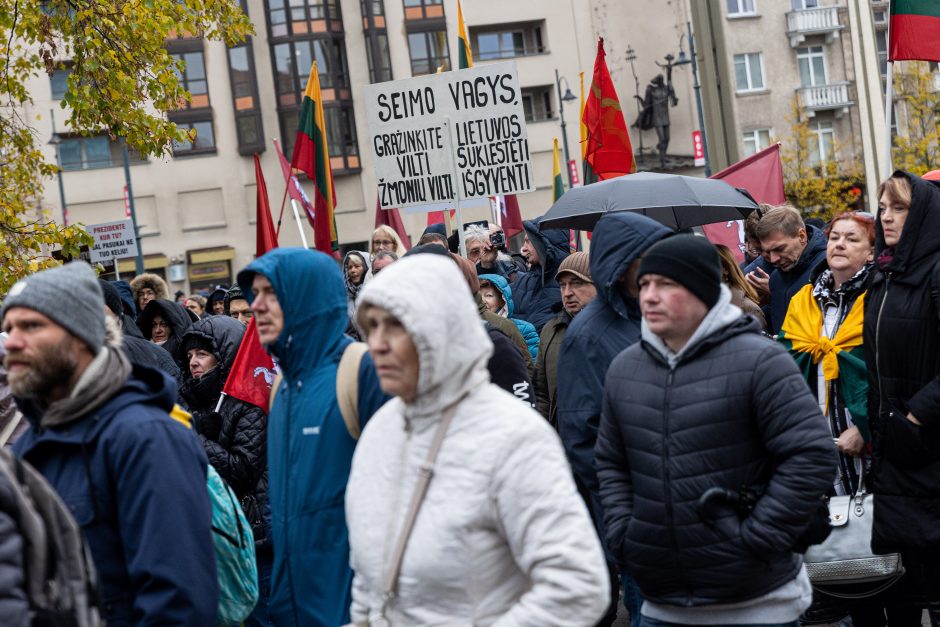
[196, 411, 224, 441]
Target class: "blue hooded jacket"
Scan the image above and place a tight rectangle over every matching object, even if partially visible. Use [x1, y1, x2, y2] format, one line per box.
[14, 364, 218, 626]
[511, 218, 571, 332]
[479, 273, 539, 359]
[237, 248, 388, 627]
[766, 223, 827, 334]
[555, 212, 669, 527]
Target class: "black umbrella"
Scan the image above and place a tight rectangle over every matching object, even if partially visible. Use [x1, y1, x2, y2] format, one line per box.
[540, 171, 759, 231]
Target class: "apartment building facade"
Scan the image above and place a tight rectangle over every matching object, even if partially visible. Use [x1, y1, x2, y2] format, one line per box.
[32, 0, 701, 292]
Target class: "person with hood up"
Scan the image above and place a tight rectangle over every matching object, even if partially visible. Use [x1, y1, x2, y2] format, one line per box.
[864, 171, 940, 622]
[3, 262, 217, 625]
[129, 272, 169, 316]
[236, 248, 388, 627]
[754, 205, 828, 334]
[177, 315, 273, 626]
[343, 251, 370, 330]
[595, 235, 835, 626]
[137, 298, 197, 363]
[479, 273, 539, 359]
[510, 218, 571, 332]
[224, 285, 253, 325]
[555, 211, 670, 627]
[206, 287, 228, 316]
[346, 253, 609, 625]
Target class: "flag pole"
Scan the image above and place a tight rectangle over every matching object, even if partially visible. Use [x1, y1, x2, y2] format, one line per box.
[443, 116, 467, 257]
[882, 60, 894, 181]
[214, 392, 227, 413]
[290, 199, 310, 249]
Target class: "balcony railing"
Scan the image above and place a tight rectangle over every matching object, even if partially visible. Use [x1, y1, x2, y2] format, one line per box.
[798, 82, 853, 116]
[786, 6, 844, 47]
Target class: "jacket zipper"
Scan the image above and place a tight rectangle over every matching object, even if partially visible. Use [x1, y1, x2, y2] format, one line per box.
[874, 274, 891, 419]
[660, 369, 692, 601]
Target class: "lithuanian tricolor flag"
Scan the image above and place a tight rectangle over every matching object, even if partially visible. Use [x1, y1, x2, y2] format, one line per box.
[889, 0, 940, 62]
[457, 0, 473, 69]
[291, 61, 338, 253]
[552, 138, 565, 202]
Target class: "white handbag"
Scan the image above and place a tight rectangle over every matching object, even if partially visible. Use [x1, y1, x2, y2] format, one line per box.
[803, 471, 904, 597]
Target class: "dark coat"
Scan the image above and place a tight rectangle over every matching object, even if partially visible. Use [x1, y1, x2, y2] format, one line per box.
[137, 299, 197, 363]
[178, 316, 270, 551]
[596, 315, 835, 606]
[237, 248, 389, 627]
[865, 171, 940, 556]
[556, 212, 669, 521]
[13, 365, 218, 626]
[118, 311, 183, 384]
[534, 309, 572, 425]
[485, 325, 534, 407]
[510, 218, 571, 332]
[767, 224, 828, 334]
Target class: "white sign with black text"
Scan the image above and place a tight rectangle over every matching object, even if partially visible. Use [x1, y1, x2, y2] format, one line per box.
[364, 61, 534, 210]
[88, 219, 139, 264]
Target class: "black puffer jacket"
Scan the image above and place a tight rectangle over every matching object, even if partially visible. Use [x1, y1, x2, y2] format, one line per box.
[596, 302, 834, 606]
[865, 170, 940, 556]
[137, 299, 197, 363]
[178, 316, 270, 551]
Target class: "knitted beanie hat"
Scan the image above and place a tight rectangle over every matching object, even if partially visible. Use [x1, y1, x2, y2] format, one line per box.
[556, 251, 592, 283]
[637, 235, 721, 308]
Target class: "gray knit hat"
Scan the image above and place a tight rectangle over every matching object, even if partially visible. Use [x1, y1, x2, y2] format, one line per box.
[2, 262, 105, 354]
[556, 251, 592, 283]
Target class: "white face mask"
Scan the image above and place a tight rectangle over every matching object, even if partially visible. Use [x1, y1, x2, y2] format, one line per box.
[153, 339, 167, 347]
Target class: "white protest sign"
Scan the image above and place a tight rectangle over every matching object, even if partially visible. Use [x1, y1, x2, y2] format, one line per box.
[364, 61, 534, 210]
[88, 219, 139, 264]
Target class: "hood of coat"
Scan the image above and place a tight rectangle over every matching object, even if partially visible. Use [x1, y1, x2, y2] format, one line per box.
[129, 273, 169, 305]
[590, 212, 670, 320]
[206, 288, 227, 311]
[237, 247, 348, 377]
[179, 315, 246, 378]
[875, 170, 940, 282]
[356, 254, 493, 421]
[343, 250, 371, 296]
[641, 284, 754, 369]
[137, 299, 197, 357]
[524, 217, 571, 282]
[479, 273, 515, 317]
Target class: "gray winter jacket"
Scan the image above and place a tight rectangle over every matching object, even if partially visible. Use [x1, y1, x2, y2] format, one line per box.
[595, 289, 835, 607]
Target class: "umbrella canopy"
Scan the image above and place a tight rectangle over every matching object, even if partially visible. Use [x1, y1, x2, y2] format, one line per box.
[540, 171, 759, 231]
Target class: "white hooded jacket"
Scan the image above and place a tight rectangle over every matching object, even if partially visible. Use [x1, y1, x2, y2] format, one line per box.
[346, 254, 609, 626]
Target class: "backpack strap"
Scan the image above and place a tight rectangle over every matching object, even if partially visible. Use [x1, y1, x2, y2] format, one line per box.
[336, 342, 368, 441]
[269, 372, 283, 410]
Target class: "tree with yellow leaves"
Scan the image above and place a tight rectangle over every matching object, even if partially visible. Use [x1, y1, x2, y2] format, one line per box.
[0, 0, 252, 293]
[891, 61, 940, 175]
[779, 99, 863, 221]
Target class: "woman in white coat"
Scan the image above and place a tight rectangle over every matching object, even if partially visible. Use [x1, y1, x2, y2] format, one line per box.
[346, 253, 609, 626]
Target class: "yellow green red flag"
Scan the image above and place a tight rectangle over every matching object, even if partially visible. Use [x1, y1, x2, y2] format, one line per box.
[457, 1, 473, 69]
[291, 61, 338, 253]
[552, 138, 565, 202]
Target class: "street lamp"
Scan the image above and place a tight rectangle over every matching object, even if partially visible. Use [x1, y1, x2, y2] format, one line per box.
[554, 69, 578, 189]
[675, 22, 711, 176]
[625, 45, 645, 155]
[48, 109, 68, 226]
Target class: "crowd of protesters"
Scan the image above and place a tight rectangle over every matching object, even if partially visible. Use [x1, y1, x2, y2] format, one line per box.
[0, 169, 938, 626]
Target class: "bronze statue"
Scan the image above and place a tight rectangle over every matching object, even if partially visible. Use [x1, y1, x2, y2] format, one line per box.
[635, 70, 678, 168]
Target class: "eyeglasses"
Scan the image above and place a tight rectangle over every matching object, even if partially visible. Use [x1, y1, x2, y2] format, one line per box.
[373, 239, 394, 248]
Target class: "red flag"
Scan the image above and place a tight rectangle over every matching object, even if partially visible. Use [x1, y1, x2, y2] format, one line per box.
[498, 194, 524, 238]
[583, 38, 636, 180]
[889, 0, 940, 62]
[222, 318, 278, 413]
[254, 154, 279, 257]
[273, 139, 317, 230]
[374, 197, 412, 250]
[702, 143, 785, 262]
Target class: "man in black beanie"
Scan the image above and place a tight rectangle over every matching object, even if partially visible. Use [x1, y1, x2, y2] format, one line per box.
[594, 234, 836, 625]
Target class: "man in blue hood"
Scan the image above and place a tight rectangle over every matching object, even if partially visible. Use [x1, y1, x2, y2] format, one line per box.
[511, 218, 571, 332]
[556, 212, 669, 627]
[237, 248, 388, 627]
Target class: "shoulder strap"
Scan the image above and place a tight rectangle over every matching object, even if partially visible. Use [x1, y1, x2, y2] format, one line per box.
[336, 342, 369, 440]
[268, 372, 283, 411]
[0, 413, 22, 447]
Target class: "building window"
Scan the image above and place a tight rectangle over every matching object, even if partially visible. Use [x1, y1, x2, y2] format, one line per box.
[742, 128, 771, 156]
[734, 53, 765, 92]
[407, 30, 449, 75]
[471, 22, 546, 61]
[58, 135, 144, 171]
[521, 86, 554, 122]
[727, 0, 756, 17]
[362, 0, 392, 83]
[402, 0, 443, 21]
[790, 0, 818, 9]
[50, 67, 71, 100]
[173, 120, 217, 155]
[171, 50, 210, 109]
[873, 10, 887, 24]
[268, 0, 343, 37]
[876, 29, 888, 78]
[797, 45, 827, 87]
[809, 120, 834, 165]
[278, 105, 359, 171]
[227, 44, 265, 155]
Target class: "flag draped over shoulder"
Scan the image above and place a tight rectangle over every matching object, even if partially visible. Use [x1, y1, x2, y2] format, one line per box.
[457, 0, 473, 69]
[291, 61, 338, 253]
[889, 0, 940, 62]
[254, 154, 279, 257]
[582, 38, 635, 180]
